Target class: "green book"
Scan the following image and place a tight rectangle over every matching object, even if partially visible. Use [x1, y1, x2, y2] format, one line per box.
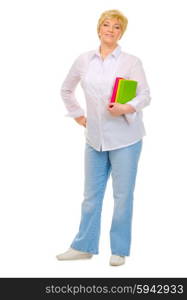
[115, 79, 137, 104]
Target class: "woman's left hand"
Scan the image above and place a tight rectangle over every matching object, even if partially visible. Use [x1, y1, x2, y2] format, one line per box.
[107, 103, 136, 116]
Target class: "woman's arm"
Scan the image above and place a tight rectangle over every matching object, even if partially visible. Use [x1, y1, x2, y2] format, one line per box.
[127, 57, 151, 112]
[107, 58, 151, 121]
[60, 54, 85, 118]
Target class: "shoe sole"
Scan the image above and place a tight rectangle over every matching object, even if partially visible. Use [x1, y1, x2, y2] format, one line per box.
[56, 255, 93, 261]
[110, 261, 125, 266]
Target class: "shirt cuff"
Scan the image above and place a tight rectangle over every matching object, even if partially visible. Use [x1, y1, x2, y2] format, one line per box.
[64, 108, 85, 118]
[124, 112, 137, 124]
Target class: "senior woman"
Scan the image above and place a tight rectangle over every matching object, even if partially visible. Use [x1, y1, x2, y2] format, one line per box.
[56, 9, 151, 266]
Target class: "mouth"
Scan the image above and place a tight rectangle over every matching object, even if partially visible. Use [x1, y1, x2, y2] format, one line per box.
[105, 34, 114, 37]
[105, 34, 114, 39]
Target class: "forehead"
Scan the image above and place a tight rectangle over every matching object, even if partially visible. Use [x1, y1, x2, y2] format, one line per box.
[103, 17, 120, 25]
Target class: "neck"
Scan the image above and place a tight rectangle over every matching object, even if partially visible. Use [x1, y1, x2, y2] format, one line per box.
[99, 42, 118, 56]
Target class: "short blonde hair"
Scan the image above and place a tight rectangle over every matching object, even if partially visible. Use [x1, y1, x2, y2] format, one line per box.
[97, 9, 128, 39]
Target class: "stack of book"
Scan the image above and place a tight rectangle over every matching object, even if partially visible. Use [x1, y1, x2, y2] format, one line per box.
[110, 77, 138, 104]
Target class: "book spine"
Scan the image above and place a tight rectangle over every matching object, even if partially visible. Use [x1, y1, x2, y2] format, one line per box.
[110, 77, 123, 102]
[115, 79, 123, 102]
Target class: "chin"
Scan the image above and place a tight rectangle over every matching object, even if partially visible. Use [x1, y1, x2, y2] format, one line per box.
[104, 40, 116, 46]
[103, 38, 115, 42]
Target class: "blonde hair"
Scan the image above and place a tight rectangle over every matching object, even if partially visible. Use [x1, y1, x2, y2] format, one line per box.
[97, 9, 128, 39]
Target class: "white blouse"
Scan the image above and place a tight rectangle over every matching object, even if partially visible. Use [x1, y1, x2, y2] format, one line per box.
[60, 44, 151, 151]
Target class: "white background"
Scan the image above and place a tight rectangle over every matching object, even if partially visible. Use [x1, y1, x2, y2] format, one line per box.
[0, 0, 187, 277]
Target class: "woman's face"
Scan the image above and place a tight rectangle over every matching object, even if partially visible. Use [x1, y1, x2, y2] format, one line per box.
[99, 18, 122, 45]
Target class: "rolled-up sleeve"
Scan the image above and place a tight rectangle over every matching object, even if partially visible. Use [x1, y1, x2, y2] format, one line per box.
[60, 55, 85, 118]
[128, 58, 151, 112]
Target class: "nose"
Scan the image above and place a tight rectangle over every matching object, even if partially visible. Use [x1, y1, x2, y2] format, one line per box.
[108, 26, 113, 32]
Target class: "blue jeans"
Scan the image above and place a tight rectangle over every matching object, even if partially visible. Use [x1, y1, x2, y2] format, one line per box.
[71, 139, 143, 256]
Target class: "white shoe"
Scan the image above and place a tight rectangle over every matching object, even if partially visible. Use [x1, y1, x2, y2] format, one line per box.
[109, 255, 125, 266]
[56, 248, 93, 261]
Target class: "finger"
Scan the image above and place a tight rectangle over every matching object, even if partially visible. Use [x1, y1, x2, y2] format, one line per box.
[109, 103, 114, 107]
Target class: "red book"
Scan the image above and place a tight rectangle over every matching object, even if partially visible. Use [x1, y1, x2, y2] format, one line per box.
[110, 77, 123, 102]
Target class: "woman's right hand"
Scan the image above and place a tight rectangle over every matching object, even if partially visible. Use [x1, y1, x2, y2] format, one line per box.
[74, 116, 87, 127]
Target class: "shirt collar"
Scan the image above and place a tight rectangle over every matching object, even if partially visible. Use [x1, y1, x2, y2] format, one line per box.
[92, 44, 122, 60]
